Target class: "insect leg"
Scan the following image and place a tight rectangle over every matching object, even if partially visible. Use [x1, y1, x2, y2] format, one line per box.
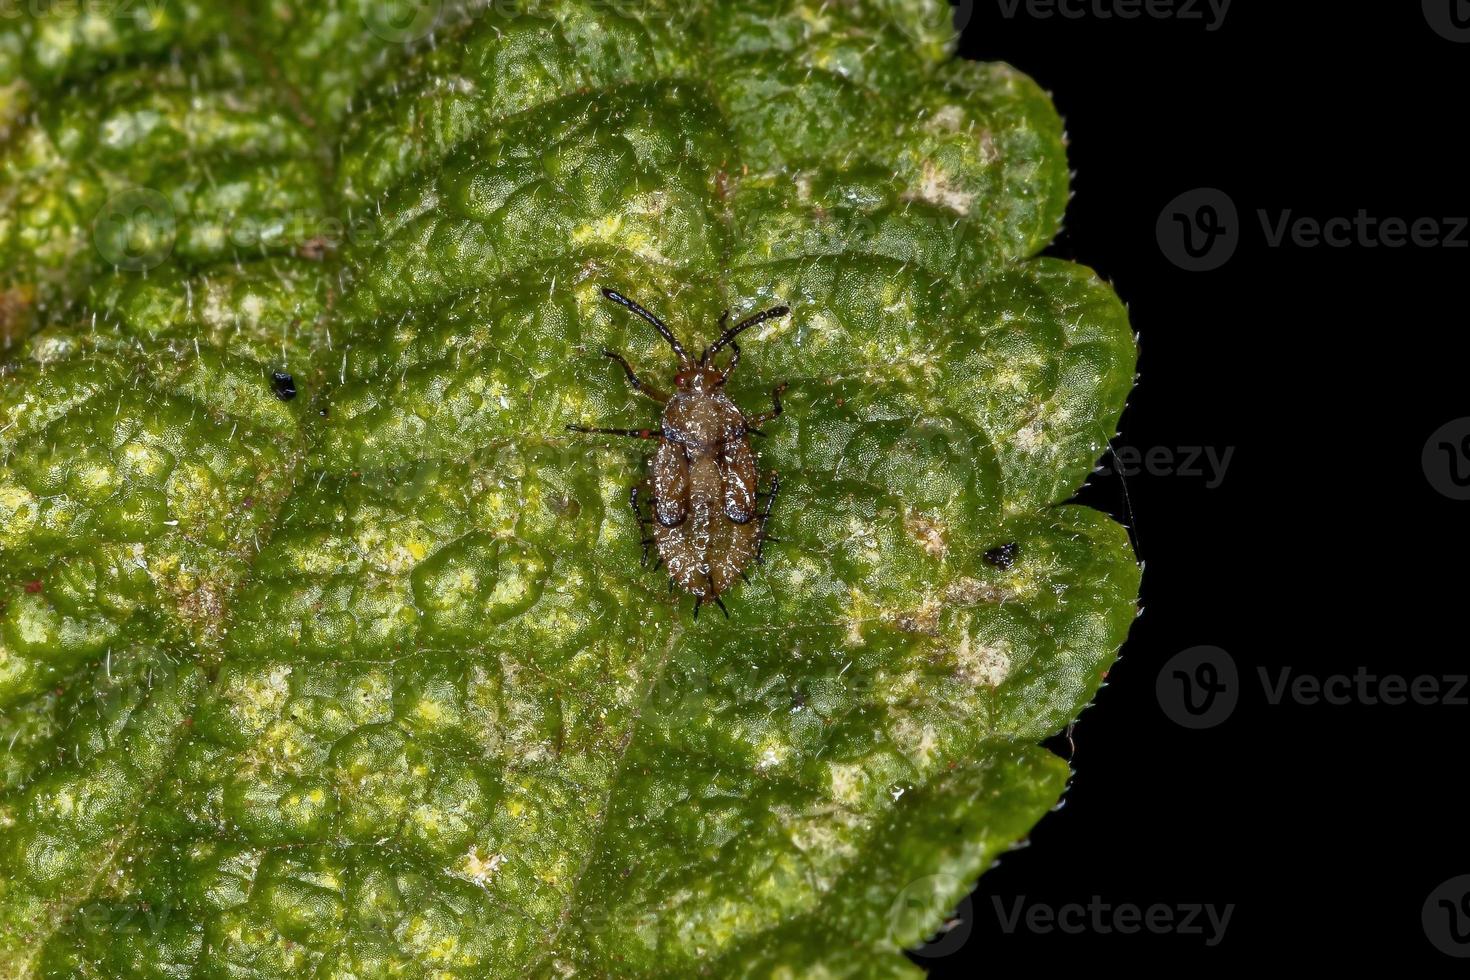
[713, 594, 730, 619]
[566, 424, 659, 439]
[631, 485, 657, 565]
[748, 382, 789, 428]
[603, 350, 669, 404]
[756, 470, 782, 563]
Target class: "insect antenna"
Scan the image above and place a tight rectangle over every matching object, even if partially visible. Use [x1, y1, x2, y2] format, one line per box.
[602, 288, 690, 364]
[702, 303, 790, 365]
[566, 424, 656, 439]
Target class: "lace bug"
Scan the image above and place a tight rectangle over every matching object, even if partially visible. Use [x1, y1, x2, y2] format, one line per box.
[568, 288, 790, 619]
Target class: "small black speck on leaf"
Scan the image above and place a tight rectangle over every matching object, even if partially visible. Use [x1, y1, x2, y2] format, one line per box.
[984, 542, 1020, 570]
[271, 371, 297, 401]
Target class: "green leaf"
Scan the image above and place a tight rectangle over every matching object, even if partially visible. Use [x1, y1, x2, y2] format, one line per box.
[0, 2, 1139, 975]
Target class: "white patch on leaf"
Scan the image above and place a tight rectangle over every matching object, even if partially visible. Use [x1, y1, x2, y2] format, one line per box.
[455, 846, 506, 887]
[905, 160, 976, 215]
[756, 741, 788, 772]
[926, 104, 967, 132]
[903, 512, 948, 558]
[1012, 418, 1047, 452]
[888, 715, 941, 769]
[956, 631, 1012, 688]
[828, 761, 867, 806]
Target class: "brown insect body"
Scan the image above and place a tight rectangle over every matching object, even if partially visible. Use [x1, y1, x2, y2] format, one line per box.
[568, 289, 790, 618]
[652, 375, 759, 598]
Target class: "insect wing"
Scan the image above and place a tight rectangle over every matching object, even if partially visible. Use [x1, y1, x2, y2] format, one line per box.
[651, 438, 690, 527]
[719, 438, 760, 524]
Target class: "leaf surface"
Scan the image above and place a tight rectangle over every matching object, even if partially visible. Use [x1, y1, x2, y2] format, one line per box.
[0, 2, 1138, 975]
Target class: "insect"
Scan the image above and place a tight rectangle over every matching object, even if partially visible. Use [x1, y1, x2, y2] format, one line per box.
[568, 287, 791, 618]
[271, 370, 297, 401]
[984, 542, 1020, 570]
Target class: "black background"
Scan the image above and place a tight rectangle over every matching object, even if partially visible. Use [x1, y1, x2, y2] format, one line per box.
[919, 2, 1467, 971]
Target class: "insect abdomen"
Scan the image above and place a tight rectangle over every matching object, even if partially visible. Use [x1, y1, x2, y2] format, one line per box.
[653, 499, 759, 599]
